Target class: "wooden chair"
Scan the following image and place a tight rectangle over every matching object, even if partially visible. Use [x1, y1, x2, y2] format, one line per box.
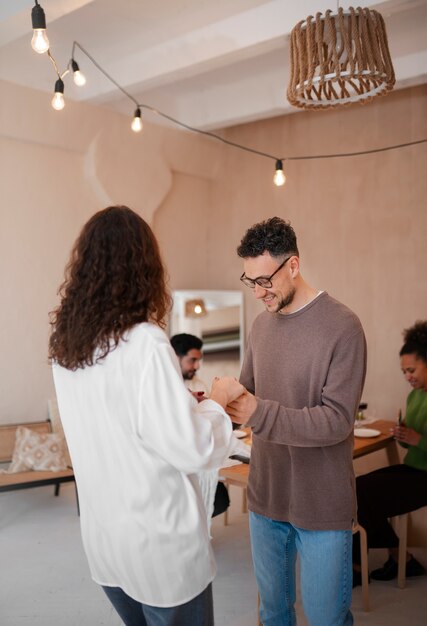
[354, 511, 411, 613]
[222, 479, 247, 525]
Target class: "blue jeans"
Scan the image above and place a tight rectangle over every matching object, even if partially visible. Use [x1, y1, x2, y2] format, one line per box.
[102, 583, 214, 626]
[249, 512, 353, 626]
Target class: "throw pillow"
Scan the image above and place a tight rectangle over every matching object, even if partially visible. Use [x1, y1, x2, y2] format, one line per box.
[7, 426, 68, 473]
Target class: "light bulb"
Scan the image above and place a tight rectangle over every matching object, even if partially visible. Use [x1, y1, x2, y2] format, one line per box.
[52, 92, 65, 110]
[71, 60, 86, 86]
[131, 108, 143, 132]
[73, 70, 86, 86]
[31, 29, 49, 54]
[194, 304, 202, 315]
[31, 2, 49, 53]
[51, 79, 65, 110]
[273, 160, 286, 186]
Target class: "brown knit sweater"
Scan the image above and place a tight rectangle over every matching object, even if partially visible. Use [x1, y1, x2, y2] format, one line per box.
[241, 292, 367, 530]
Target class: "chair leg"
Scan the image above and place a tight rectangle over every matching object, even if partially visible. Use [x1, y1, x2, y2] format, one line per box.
[397, 513, 408, 589]
[352, 522, 370, 612]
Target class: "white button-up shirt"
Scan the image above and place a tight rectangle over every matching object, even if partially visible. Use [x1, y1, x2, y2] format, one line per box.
[53, 323, 233, 607]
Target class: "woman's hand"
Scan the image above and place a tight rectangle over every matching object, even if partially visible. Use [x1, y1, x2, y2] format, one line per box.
[209, 377, 245, 409]
[391, 425, 421, 446]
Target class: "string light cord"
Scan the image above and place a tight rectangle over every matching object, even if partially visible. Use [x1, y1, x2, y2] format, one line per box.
[71, 42, 278, 160]
[70, 42, 427, 164]
[138, 102, 279, 160]
[72, 41, 139, 107]
[46, 49, 62, 79]
[37, 31, 427, 166]
[282, 138, 427, 162]
[68, 41, 427, 162]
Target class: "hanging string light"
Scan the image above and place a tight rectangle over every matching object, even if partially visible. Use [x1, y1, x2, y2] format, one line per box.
[31, 1, 49, 54]
[273, 160, 286, 186]
[29, 6, 426, 187]
[131, 108, 143, 133]
[51, 78, 65, 110]
[71, 60, 86, 86]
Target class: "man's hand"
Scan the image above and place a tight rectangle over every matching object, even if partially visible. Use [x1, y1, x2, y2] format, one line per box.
[226, 389, 258, 425]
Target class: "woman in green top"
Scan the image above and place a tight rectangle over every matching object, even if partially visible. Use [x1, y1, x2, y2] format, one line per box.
[353, 320, 427, 584]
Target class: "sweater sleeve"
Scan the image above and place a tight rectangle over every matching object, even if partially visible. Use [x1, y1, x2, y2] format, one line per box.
[247, 327, 367, 447]
[137, 341, 233, 473]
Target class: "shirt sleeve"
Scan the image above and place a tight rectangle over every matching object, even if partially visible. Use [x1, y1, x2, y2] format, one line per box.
[247, 327, 367, 447]
[137, 340, 233, 473]
[405, 392, 427, 452]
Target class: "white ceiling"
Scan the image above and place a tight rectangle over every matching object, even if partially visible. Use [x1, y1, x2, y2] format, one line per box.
[1, 0, 426, 130]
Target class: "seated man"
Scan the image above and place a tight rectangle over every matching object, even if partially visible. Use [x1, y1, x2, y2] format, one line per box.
[170, 333, 209, 395]
[170, 333, 229, 518]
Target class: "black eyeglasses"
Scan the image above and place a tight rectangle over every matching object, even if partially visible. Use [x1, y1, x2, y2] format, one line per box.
[240, 257, 291, 289]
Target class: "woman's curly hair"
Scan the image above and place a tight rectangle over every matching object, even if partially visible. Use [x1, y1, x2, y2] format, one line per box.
[48, 205, 172, 370]
[400, 320, 427, 363]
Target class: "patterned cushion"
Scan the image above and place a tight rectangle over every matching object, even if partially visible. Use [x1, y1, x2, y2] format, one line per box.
[7, 426, 68, 472]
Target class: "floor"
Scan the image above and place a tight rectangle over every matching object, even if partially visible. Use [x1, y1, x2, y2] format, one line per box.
[0, 483, 426, 625]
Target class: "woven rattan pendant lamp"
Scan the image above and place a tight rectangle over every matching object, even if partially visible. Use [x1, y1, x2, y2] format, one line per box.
[287, 6, 395, 109]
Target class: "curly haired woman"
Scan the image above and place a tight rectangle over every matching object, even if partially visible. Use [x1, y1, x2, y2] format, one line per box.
[49, 206, 243, 625]
[353, 321, 427, 585]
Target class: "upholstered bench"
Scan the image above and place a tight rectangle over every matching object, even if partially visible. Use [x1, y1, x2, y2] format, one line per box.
[0, 420, 76, 499]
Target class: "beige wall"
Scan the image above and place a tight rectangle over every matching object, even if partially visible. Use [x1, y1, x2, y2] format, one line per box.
[0, 79, 221, 424]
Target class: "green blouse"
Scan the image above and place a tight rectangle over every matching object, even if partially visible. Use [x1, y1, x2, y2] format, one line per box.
[402, 389, 427, 471]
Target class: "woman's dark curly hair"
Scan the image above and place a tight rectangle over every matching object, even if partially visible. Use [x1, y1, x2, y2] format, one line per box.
[49, 205, 172, 370]
[400, 320, 427, 363]
[237, 216, 299, 259]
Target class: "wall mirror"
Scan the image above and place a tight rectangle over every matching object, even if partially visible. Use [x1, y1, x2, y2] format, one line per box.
[169, 290, 244, 390]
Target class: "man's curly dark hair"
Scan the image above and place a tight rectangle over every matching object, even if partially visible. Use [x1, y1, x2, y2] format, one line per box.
[49, 205, 172, 370]
[400, 320, 427, 363]
[237, 216, 299, 259]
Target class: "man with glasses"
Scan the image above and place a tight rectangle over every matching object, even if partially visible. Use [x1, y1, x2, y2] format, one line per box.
[227, 217, 367, 626]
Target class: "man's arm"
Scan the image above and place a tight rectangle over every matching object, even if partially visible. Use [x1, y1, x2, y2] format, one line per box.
[229, 328, 367, 447]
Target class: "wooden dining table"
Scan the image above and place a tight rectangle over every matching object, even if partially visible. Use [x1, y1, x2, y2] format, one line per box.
[219, 419, 398, 487]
